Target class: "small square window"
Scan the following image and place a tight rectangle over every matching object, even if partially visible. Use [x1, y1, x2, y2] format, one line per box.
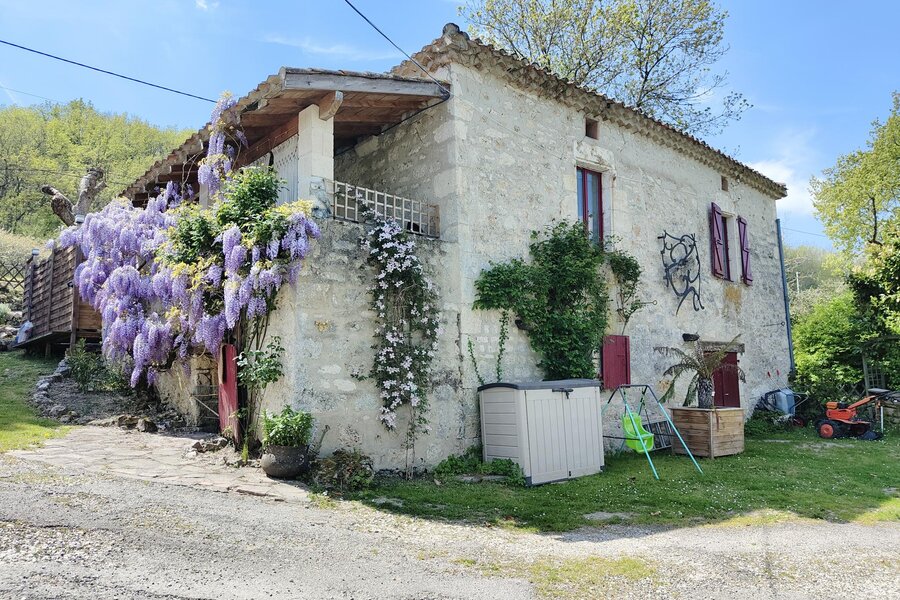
[585, 118, 599, 140]
[721, 176, 729, 191]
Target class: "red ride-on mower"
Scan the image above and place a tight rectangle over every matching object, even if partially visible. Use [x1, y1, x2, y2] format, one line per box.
[816, 388, 899, 440]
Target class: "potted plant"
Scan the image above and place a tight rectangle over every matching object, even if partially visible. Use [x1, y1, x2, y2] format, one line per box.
[655, 336, 745, 458]
[260, 406, 314, 479]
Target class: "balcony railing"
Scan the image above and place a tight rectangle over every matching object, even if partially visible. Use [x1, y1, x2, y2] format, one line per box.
[329, 180, 440, 238]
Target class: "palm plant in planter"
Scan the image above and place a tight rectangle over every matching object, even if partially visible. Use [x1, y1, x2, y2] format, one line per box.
[260, 406, 314, 479]
[655, 336, 746, 457]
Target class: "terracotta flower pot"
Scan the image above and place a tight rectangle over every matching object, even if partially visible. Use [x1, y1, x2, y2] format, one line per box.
[260, 445, 309, 479]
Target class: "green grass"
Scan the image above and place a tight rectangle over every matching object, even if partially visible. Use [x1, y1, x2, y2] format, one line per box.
[0, 351, 65, 452]
[354, 429, 900, 531]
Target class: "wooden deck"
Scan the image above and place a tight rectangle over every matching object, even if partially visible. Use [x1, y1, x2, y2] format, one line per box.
[18, 245, 101, 353]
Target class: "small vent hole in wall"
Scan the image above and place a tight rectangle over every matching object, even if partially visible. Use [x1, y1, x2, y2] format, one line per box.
[721, 175, 729, 191]
[585, 118, 599, 140]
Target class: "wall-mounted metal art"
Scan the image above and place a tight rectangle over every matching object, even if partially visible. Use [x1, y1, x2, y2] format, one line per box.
[659, 231, 704, 314]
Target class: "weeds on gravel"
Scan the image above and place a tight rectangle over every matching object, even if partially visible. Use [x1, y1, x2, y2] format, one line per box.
[0, 352, 65, 452]
[355, 428, 900, 531]
[459, 555, 657, 599]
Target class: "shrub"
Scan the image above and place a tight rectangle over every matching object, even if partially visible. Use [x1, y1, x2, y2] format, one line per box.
[312, 449, 374, 493]
[434, 446, 525, 485]
[0, 303, 11, 326]
[744, 410, 792, 437]
[262, 406, 314, 448]
[66, 339, 130, 393]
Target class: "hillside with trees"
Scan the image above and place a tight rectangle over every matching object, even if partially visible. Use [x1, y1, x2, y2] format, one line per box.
[0, 100, 190, 239]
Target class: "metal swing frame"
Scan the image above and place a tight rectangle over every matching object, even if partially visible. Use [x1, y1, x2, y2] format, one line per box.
[604, 384, 703, 480]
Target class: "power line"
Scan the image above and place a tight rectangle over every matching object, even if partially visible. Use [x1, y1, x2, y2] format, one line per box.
[0, 38, 216, 103]
[781, 226, 831, 239]
[3, 164, 135, 187]
[0, 85, 58, 104]
[340, 0, 451, 98]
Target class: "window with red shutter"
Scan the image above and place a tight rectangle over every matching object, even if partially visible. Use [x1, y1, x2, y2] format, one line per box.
[601, 335, 631, 389]
[738, 216, 753, 285]
[710, 202, 725, 278]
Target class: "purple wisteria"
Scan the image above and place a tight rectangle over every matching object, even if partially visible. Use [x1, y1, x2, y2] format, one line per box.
[58, 96, 319, 387]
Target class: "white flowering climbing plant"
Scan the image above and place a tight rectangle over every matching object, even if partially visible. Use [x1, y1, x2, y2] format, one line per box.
[362, 216, 442, 463]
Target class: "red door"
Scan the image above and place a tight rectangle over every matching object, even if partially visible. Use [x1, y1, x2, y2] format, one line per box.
[218, 344, 241, 444]
[712, 352, 740, 407]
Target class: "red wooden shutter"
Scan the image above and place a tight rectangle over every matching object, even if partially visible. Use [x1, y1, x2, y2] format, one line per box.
[712, 352, 741, 407]
[738, 216, 753, 285]
[710, 202, 725, 278]
[602, 335, 631, 389]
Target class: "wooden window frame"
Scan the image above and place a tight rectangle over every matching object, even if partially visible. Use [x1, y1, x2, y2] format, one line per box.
[577, 167, 603, 243]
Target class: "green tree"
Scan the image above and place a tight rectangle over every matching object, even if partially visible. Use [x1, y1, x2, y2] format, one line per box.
[782, 245, 848, 321]
[0, 100, 189, 238]
[461, 0, 747, 135]
[811, 93, 900, 255]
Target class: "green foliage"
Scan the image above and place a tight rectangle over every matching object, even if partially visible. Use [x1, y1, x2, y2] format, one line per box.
[655, 337, 744, 409]
[474, 221, 609, 379]
[355, 428, 900, 531]
[461, 0, 746, 135]
[811, 93, 900, 255]
[434, 445, 525, 485]
[744, 411, 792, 437]
[313, 448, 375, 493]
[165, 205, 219, 265]
[0, 303, 11, 326]
[218, 167, 282, 234]
[262, 406, 314, 448]
[793, 291, 899, 402]
[606, 243, 650, 334]
[0, 100, 189, 237]
[236, 336, 285, 392]
[65, 339, 130, 393]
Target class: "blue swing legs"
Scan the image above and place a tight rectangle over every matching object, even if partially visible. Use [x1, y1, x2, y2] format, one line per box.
[606, 385, 704, 479]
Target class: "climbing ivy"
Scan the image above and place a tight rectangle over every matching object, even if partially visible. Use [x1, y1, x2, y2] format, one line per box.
[606, 242, 652, 334]
[474, 222, 610, 380]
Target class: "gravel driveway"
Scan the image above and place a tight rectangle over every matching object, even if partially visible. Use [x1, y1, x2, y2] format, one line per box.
[1, 427, 897, 599]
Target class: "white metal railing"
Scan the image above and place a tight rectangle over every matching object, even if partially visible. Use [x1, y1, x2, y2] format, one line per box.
[329, 180, 440, 238]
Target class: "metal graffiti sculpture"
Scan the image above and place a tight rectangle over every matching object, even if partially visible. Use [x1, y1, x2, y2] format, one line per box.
[658, 231, 704, 314]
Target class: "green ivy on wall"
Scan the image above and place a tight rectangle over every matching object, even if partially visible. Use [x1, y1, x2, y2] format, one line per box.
[474, 222, 610, 380]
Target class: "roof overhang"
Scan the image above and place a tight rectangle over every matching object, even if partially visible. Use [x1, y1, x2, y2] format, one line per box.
[122, 67, 448, 201]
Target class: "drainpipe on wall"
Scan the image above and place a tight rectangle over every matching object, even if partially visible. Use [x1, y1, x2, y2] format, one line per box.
[775, 219, 796, 375]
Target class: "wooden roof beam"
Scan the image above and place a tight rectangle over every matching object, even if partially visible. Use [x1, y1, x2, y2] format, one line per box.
[317, 91, 343, 121]
[282, 71, 447, 98]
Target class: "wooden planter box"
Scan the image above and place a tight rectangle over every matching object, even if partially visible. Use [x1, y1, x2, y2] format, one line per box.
[670, 407, 744, 458]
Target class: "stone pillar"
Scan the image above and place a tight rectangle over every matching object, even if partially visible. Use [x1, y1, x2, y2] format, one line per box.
[198, 182, 210, 209]
[298, 104, 334, 218]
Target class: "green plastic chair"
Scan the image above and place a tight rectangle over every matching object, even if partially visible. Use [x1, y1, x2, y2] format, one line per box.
[622, 414, 655, 452]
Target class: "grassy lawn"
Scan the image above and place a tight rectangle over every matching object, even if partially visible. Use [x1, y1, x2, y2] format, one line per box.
[355, 428, 900, 531]
[0, 351, 65, 452]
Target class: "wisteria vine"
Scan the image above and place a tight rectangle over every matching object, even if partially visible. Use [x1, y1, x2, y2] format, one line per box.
[58, 94, 319, 388]
[362, 215, 442, 457]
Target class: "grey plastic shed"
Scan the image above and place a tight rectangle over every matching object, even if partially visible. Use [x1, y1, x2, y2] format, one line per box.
[478, 379, 604, 485]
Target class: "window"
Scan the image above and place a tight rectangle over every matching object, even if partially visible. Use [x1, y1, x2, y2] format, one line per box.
[721, 175, 729, 191]
[577, 167, 603, 242]
[585, 118, 599, 140]
[709, 202, 732, 280]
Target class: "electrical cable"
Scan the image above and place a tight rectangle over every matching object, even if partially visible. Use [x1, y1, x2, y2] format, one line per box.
[340, 0, 451, 98]
[0, 38, 216, 103]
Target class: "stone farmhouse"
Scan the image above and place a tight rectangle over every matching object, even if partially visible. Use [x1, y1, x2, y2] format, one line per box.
[122, 24, 792, 470]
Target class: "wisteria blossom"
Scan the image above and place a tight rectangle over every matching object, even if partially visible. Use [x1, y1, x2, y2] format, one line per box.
[363, 216, 442, 436]
[58, 94, 319, 387]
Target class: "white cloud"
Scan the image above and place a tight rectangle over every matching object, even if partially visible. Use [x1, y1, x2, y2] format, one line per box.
[748, 129, 818, 216]
[263, 34, 402, 61]
[195, 0, 219, 10]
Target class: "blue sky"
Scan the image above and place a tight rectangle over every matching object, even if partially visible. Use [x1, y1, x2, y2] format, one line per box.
[1, 0, 898, 249]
